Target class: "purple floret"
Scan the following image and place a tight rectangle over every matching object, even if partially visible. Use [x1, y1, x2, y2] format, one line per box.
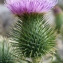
[6, 0, 58, 15]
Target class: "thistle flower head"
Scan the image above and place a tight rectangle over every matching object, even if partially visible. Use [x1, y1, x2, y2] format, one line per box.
[53, 6, 63, 14]
[6, 0, 58, 15]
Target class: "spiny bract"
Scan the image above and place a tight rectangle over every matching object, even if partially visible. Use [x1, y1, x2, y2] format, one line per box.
[0, 36, 14, 63]
[11, 13, 56, 58]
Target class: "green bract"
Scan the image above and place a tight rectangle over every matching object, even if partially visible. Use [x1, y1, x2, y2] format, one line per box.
[0, 37, 14, 63]
[11, 13, 56, 59]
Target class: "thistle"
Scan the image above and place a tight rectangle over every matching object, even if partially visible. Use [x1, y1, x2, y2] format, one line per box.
[0, 36, 14, 63]
[53, 6, 63, 34]
[6, 0, 58, 63]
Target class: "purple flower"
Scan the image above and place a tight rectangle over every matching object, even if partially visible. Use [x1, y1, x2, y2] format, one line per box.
[5, 0, 58, 15]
